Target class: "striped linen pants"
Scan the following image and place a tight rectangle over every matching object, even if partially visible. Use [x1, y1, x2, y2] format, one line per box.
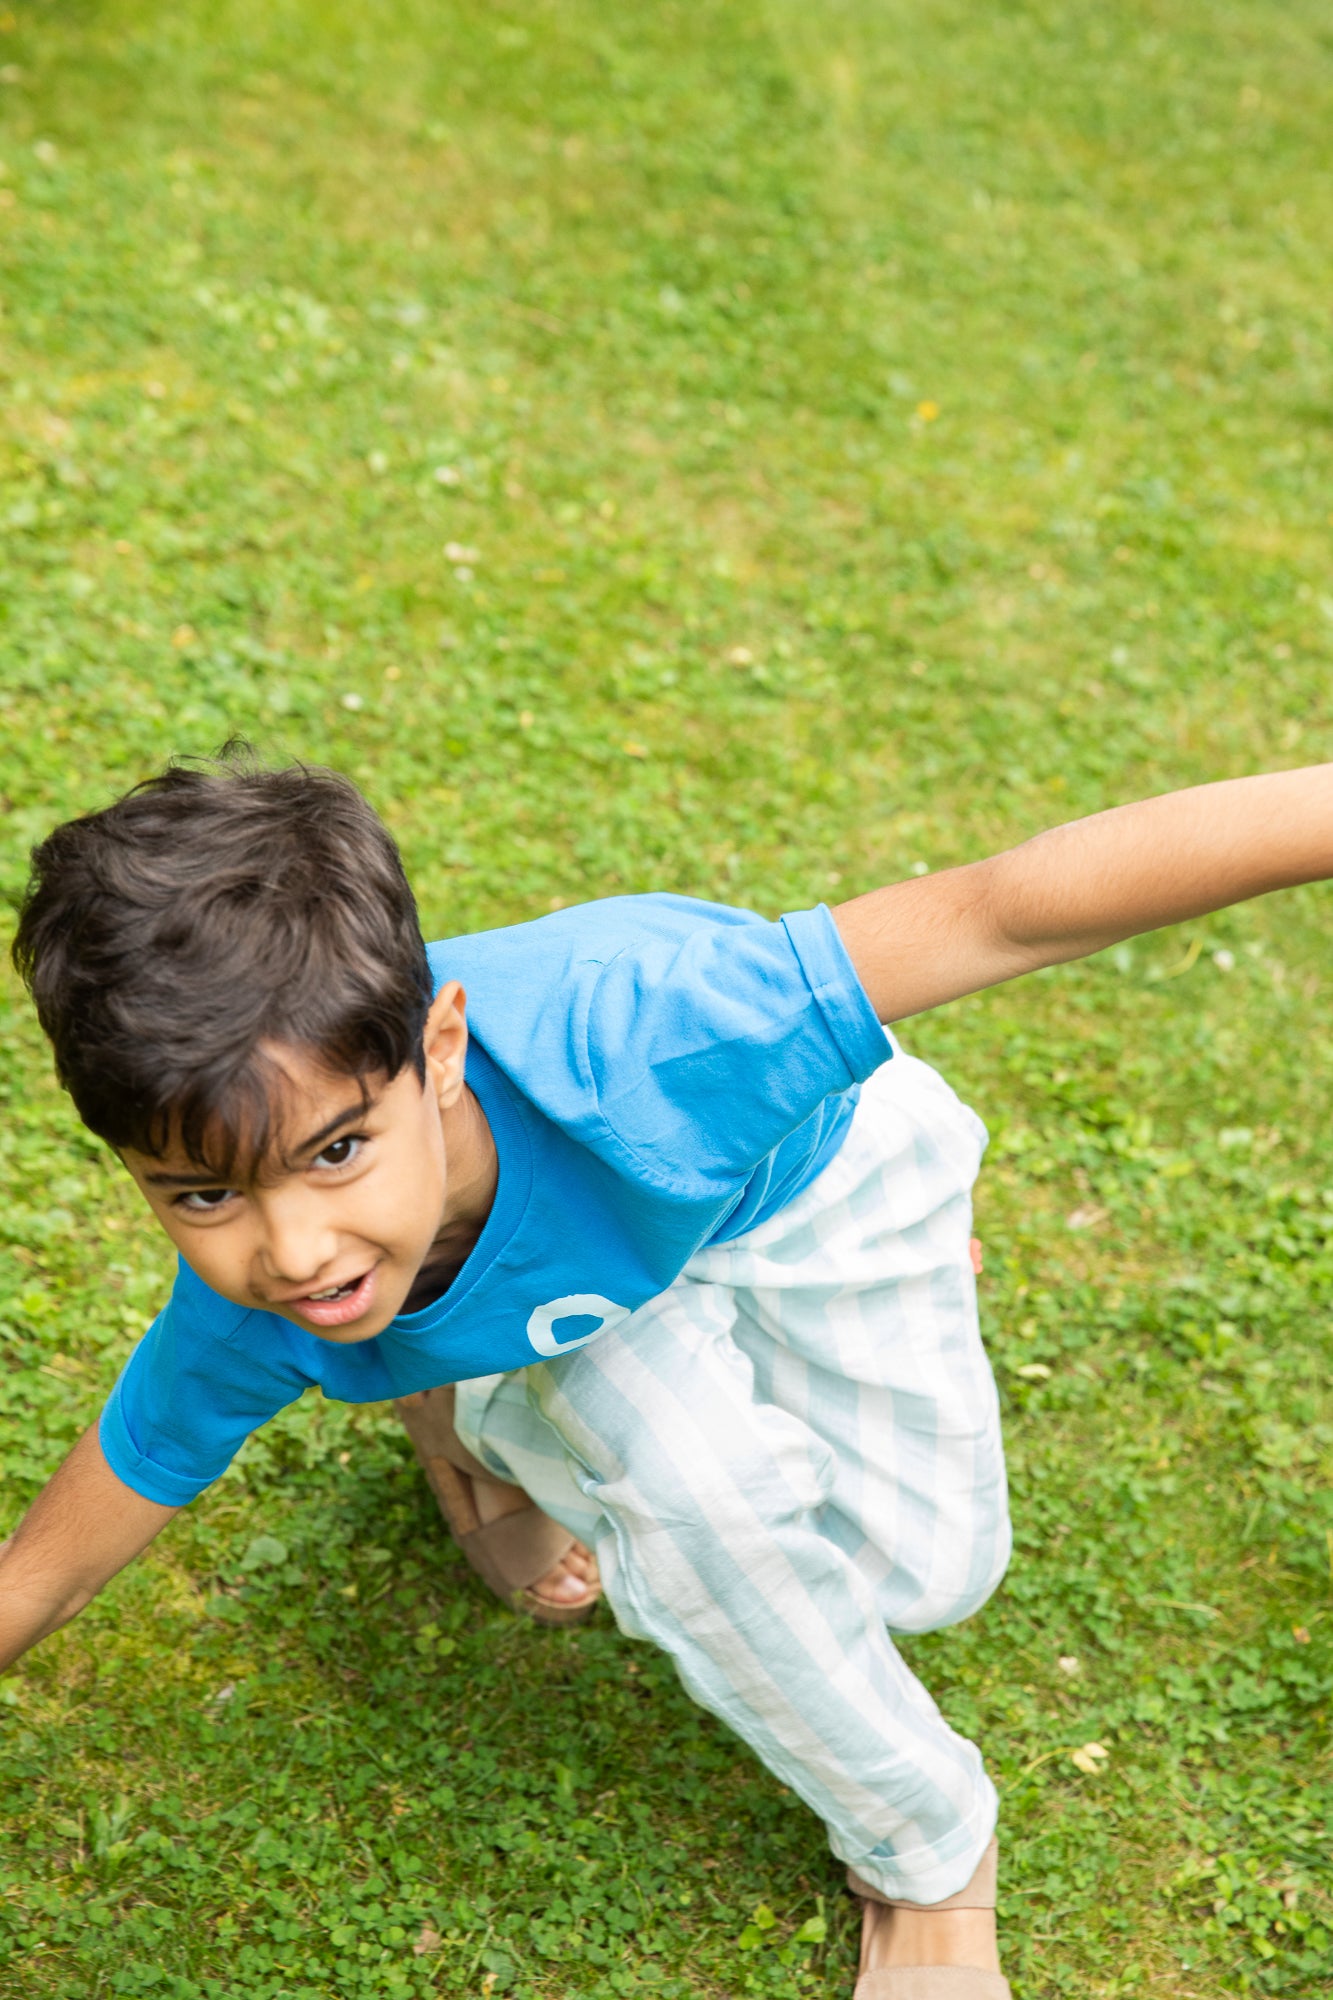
[454, 1047, 1010, 1904]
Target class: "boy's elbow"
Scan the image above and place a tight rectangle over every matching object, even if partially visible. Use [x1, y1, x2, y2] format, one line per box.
[955, 857, 1049, 988]
[972, 849, 1106, 980]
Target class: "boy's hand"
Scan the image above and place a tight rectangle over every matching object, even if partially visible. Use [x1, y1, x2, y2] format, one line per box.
[834, 764, 1333, 1022]
[0, 1424, 178, 1673]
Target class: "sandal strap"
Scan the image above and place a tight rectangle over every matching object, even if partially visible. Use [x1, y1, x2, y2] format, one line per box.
[395, 1386, 492, 1480]
[855, 1971, 1011, 2000]
[850, 1838, 999, 1912]
[457, 1505, 578, 1593]
[394, 1390, 584, 1598]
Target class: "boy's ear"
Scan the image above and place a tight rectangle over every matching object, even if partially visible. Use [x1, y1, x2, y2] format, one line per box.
[422, 981, 469, 1110]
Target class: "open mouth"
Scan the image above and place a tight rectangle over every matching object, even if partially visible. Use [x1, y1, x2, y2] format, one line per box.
[294, 1267, 377, 1329]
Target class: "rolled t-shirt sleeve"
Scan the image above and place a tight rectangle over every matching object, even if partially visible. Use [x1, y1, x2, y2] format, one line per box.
[778, 904, 891, 1080]
[585, 898, 890, 1187]
[99, 1264, 310, 1507]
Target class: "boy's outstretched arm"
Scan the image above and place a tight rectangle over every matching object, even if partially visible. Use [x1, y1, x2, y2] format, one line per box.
[0, 1425, 178, 1672]
[835, 764, 1333, 1023]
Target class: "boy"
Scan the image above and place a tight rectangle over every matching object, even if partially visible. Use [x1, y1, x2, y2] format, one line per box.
[2, 751, 1329, 2000]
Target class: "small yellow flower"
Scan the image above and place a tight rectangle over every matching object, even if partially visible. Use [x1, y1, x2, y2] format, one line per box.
[916, 400, 940, 422]
[1070, 1742, 1109, 1774]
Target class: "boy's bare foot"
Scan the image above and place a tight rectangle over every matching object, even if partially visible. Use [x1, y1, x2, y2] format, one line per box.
[470, 1471, 601, 1611]
[860, 1900, 1001, 1974]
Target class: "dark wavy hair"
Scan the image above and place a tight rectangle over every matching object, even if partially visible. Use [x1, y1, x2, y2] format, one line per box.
[11, 746, 434, 1176]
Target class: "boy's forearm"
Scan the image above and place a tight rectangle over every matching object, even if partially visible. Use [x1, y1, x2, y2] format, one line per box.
[984, 766, 1333, 960]
[0, 1424, 179, 1672]
[837, 765, 1333, 1022]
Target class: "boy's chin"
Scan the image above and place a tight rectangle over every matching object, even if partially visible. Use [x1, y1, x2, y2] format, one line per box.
[298, 1320, 386, 1345]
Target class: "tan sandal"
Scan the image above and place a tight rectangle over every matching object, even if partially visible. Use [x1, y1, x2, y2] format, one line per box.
[849, 1838, 1011, 1999]
[394, 1385, 601, 1628]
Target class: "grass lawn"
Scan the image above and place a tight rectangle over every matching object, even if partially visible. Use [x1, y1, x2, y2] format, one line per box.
[1, 0, 1332, 1994]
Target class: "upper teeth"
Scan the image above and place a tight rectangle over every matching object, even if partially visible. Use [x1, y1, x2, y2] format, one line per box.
[310, 1285, 347, 1300]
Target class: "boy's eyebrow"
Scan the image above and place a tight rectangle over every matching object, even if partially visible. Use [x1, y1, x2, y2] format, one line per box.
[142, 1098, 379, 1187]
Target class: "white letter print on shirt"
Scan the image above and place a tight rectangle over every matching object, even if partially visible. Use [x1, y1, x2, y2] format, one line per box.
[526, 1293, 632, 1358]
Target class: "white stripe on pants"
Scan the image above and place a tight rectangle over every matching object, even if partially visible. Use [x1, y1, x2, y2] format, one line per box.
[455, 1049, 1010, 1903]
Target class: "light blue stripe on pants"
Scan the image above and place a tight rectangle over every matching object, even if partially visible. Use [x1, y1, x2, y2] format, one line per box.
[455, 1049, 1010, 1904]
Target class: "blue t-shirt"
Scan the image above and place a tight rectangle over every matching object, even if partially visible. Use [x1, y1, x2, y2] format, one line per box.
[99, 895, 890, 1506]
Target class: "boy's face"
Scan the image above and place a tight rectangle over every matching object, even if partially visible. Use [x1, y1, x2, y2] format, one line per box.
[121, 983, 476, 1344]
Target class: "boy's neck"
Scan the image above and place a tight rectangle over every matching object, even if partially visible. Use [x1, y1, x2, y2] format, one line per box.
[402, 1084, 498, 1312]
[440, 1082, 499, 1236]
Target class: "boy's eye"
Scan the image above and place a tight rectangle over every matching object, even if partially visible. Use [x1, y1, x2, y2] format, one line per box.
[313, 1134, 365, 1170]
[176, 1187, 237, 1213]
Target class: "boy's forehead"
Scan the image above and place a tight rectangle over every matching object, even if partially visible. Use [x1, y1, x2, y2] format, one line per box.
[131, 1044, 400, 1185]
[257, 1039, 374, 1114]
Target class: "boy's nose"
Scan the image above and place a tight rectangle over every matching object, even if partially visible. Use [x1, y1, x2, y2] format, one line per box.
[257, 1191, 341, 1290]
